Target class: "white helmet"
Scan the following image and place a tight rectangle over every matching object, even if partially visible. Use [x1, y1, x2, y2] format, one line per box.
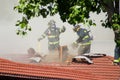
[48, 20, 56, 29]
[48, 20, 55, 26]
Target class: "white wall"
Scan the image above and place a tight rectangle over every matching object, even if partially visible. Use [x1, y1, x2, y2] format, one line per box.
[0, 0, 115, 56]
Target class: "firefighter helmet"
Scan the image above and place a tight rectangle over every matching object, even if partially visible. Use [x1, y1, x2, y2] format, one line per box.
[48, 20, 56, 26]
[73, 25, 81, 32]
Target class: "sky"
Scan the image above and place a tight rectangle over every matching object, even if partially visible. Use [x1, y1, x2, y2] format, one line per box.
[0, 0, 115, 57]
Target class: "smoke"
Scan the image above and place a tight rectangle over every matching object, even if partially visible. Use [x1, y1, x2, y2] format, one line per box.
[0, 0, 115, 58]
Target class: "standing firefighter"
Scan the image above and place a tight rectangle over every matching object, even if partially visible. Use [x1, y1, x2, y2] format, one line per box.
[72, 25, 93, 56]
[38, 20, 66, 51]
[113, 29, 120, 65]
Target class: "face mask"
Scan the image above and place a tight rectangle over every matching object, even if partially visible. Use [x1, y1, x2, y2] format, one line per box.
[50, 23, 56, 28]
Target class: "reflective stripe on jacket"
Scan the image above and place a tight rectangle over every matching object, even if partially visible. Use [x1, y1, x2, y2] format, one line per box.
[41, 27, 65, 45]
[49, 41, 59, 45]
[81, 41, 91, 45]
[114, 59, 120, 62]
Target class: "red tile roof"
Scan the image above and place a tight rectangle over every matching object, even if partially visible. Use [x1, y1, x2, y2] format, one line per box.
[0, 54, 120, 80]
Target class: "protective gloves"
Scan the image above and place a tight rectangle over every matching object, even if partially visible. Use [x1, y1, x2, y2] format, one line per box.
[72, 42, 78, 49]
[61, 26, 66, 32]
[38, 38, 42, 41]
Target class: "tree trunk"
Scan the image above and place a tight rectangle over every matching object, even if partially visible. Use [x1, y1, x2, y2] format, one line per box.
[114, 0, 119, 14]
[100, 0, 114, 23]
[119, 0, 120, 15]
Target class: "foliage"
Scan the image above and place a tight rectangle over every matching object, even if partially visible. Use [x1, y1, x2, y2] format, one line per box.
[14, 0, 120, 35]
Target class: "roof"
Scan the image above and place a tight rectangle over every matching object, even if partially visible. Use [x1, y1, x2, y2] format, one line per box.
[0, 54, 120, 80]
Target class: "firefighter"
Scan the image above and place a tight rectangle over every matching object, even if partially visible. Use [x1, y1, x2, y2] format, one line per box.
[72, 25, 92, 56]
[38, 20, 66, 51]
[113, 29, 120, 65]
[38, 20, 66, 62]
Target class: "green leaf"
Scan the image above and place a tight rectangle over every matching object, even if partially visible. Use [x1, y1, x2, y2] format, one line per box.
[14, 0, 119, 36]
[89, 20, 92, 25]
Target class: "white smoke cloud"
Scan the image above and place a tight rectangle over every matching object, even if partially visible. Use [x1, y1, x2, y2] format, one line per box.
[0, 0, 115, 57]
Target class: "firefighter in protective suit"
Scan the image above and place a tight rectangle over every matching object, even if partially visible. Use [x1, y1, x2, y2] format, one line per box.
[38, 20, 66, 51]
[113, 29, 120, 65]
[72, 25, 92, 56]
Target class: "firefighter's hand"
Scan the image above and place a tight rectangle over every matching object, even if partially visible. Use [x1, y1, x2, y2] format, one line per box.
[63, 26, 66, 29]
[71, 42, 78, 49]
[38, 38, 42, 42]
[61, 26, 66, 32]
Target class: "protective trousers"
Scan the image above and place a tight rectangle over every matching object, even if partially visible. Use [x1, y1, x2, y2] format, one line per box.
[48, 44, 59, 51]
[114, 45, 120, 62]
[78, 44, 91, 56]
[42, 50, 60, 63]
